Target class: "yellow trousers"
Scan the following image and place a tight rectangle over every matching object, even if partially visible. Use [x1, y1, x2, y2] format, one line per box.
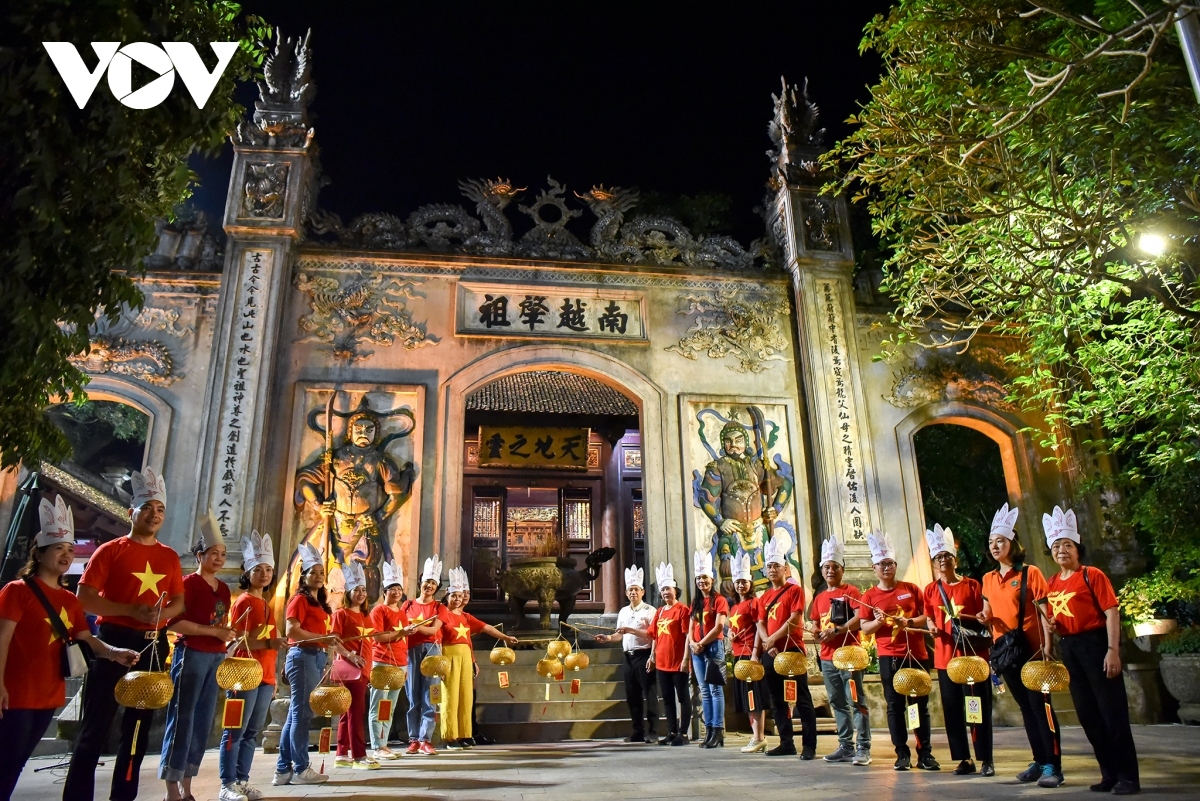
[439, 643, 473, 741]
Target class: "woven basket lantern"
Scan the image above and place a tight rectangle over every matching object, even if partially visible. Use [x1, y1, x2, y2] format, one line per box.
[563, 652, 590, 671]
[370, 664, 407, 690]
[114, 671, 174, 710]
[546, 640, 572, 660]
[831, 645, 870, 672]
[489, 646, 516, 666]
[1021, 659, 1071, 694]
[216, 657, 264, 692]
[420, 654, 451, 679]
[946, 655, 990, 685]
[893, 666, 933, 697]
[536, 657, 563, 678]
[310, 684, 352, 716]
[773, 651, 809, 677]
[733, 660, 765, 682]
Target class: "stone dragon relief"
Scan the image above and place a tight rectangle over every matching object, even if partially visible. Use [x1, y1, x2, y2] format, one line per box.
[306, 176, 766, 271]
[666, 289, 791, 374]
[235, 28, 315, 149]
[885, 344, 1017, 411]
[67, 304, 195, 386]
[294, 271, 435, 362]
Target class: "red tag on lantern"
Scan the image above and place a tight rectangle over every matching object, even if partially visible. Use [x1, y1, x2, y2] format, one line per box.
[222, 698, 245, 729]
[498, 671, 510, 688]
[570, 678, 580, 695]
[378, 698, 392, 723]
[318, 727, 332, 754]
[747, 690, 756, 712]
[784, 680, 797, 704]
[553, 663, 565, 681]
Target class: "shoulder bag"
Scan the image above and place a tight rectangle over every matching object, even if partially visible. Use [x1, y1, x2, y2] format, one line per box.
[988, 567, 1031, 673]
[935, 579, 993, 649]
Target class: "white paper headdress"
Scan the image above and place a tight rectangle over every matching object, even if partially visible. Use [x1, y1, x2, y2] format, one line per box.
[989, 503, 1020, 540]
[731, 550, 752, 582]
[693, 549, 714, 579]
[36, 496, 75, 548]
[867, 531, 896, 565]
[448, 566, 470, 594]
[624, 565, 644, 589]
[655, 561, 676, 590]
[298, 542, 323, 572]
[421, 554, 443, 585]
[241, 529, 274, 571]
[1042, 505, 1079, 549]
[382, 559, 403, 589]
[819, 535, 844, 567]
[763, 531, 792, 566]
[196, 510, 226, 553]
[343, 561, 367, 593]
[924, 524, 956, 559]
[130, 466, 167, 509]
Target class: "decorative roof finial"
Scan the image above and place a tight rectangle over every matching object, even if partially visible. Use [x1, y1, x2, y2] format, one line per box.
[767, 76, 825, 186]
[235, 28, 316, 148]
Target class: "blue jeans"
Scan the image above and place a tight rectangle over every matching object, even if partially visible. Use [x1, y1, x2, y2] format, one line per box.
[277, 647, 326, 774]
[159, 647, 224, 781]
[690, 639, 726, 728]
[218, 681, 275, 784]
[369, 685, 404, 750]
[820, 658, 871, 749]
[406, 642, 441, 742]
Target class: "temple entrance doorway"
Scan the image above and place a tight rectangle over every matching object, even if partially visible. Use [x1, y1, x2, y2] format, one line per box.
[460, 370, 642, 616]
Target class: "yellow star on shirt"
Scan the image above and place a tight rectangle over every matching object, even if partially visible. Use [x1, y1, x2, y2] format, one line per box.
[454, 623, 471, 642]
[1048, 591, 1076, 619]
[256, 622, 276, 640]
[657, 618, 673, 635]
[768, 604, 781, 621]
[940, 599, 964, 620]
[131, 562, 165, 597]
[727, 612, 742, 630]
[45, 606, 71, 644]
[325, 617, 334, 634]
[357, 625, 375, 639]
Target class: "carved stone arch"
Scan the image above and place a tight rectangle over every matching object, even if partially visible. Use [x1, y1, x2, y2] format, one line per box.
[53, 376, 174, 472]
[894, 400, 1034, 585]
[435, 345, 673, 578]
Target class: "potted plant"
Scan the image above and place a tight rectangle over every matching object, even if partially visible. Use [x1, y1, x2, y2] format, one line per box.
[1158, 627, 1200, 724]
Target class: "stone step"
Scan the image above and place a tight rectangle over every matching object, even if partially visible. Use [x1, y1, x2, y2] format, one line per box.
[477, 680, 625, 703]
[480, 718, 630, 743]
[476, 645, 626, 666]
[477, 698, 628, 723]
[477, 661, 624, 682]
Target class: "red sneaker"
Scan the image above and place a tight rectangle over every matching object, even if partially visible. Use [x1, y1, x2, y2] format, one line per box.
[418, 742, 438, 756]
[404, 741, 421, 756]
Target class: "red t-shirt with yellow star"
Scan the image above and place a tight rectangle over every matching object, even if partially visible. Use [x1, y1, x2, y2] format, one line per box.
[922, 577, 986, 669]
[440, 608, 486, 647]
[728, 598, 758, 658]
[231, 592, 277, 684]
[79, 536, 184, 630]
[1046, 566, 1118, 637]
[333, 606, 374, 667]
[808, 584, 863, 662]
[649, 603, 691, 672]
[369, 604, 410, 666]
[401, 599, 443, 646]
[754, 583, 806, 652]
[286, 593, 332, 646]
[859, 582, 928, 659]
[690, 594, 730, 642]
[0, 577, 90, 709]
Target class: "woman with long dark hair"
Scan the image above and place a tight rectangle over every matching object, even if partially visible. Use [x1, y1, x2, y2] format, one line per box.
[689, 549, 729, 748]
[977, 504, 1060, 786]
[1043, 506, 1140, 795]
[727, 553, 766, 754]
[648, 562, 691, 745]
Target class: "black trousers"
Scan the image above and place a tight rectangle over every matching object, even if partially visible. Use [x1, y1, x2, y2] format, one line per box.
[64, 624, 169, 801]
[623, 649, 658, 737]
[1001, 657, 1061, 769]
[761, 653, 816, 750]
[1060, 629, 1140, 786]
[0, 707, 55, 801]
[937, 670, 993, 762]
[656, 670, 691, 738]
[878, 656, 932, 759]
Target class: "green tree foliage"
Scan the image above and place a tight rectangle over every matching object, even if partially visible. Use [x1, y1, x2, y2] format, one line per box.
[0, 1, 269, 467]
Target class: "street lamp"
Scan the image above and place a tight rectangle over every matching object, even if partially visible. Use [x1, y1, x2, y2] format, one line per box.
[1138, 232, 1168, 257]
[1177, 6, 1200, 104]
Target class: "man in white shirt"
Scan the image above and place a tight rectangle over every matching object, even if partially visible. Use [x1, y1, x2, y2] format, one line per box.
[596, 565, 658, 742]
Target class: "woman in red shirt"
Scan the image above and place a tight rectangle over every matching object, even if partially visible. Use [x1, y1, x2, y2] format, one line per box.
[689, 549, 729, 749]
[859, 531, 938, 772]
[1043, 506, 1139, 795]
[160, 515, 236, 801]
[921, 525, 992, 777]
[218, 530, 280, 801]
[0, 497, 138, 801]
[367, 560, 413, 759]
[648, 562, 691, 745]
[727, 553, 765, 753]
[332, 562, 373, 770]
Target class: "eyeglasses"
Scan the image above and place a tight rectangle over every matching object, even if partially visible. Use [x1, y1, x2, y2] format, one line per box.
[876, 561, 897, 569]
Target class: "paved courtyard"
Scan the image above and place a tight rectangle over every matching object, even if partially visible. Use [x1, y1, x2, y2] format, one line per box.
[13, 726, 1199, 800]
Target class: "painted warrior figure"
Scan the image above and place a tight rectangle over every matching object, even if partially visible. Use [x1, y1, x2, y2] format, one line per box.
[698, 415, 793, 594]
[295, 409, 415, 600]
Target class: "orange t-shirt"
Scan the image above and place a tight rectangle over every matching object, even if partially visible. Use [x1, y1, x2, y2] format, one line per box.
[0, 578, 90, 709]
[808, 584, 863, 661]
[1046, 566, 1118, 637]
[650, 603, 691, 672]
[368, 604, 410, 666]
[923, 578, 987, 669]
[859, 582, 928, 659]
[285, 593, 332, 646]
[440, 608, 486, 647]
[333, 607, 373, 667]
[982, 564, 1050, 651]
[231, 592, 277, 685]
[728, 598, 757, 658]
[690, 594, 730, 642]
[755, 583, 806, 651]
[79, 536, 184, 630]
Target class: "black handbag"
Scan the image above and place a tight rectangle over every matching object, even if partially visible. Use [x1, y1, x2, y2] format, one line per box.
[935, 580, 993, 647]
[829, 597, 850, 627]
[24, 578, 94, 677]
[704, 656, 726, 685]
[988, 567, 1031, 674]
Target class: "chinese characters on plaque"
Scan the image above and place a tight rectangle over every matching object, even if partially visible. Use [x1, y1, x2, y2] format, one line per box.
[821, 280, 867, 541]
[477, 426, 591, 470]
[457, 284, 646, 341]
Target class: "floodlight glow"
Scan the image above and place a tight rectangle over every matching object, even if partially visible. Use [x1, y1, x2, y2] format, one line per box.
[1138, 233, 1167, 257]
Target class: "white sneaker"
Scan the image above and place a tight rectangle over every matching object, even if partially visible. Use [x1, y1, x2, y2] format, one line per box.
[238, 782, 265, 801]
[271, 770, 291, 786]
[219, 785, 248, 801]
[291, 766, 329, 784]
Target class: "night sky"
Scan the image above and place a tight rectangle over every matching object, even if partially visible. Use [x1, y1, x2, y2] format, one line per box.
[192, 3, 893, 244]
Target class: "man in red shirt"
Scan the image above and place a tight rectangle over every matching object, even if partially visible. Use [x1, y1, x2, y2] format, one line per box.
[647, 562, 691, 745]
[64, 467, 185, 801]
[752, 534, 816, 759]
